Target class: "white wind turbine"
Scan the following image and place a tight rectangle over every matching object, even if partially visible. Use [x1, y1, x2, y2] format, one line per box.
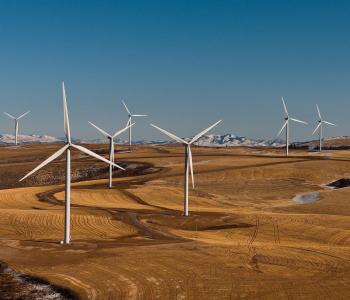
[122, 100, 147, 148]
[20, 82, 124, 244]
[88, 121, 135, 188]
[151, 120, 222, 216]
[277, 97, 308, 156]
[3, 111, 30, 145]
[312, 104, 336, 152]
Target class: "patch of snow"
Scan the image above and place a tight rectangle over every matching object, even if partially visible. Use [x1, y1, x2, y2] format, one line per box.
[292, 192, 320, 204]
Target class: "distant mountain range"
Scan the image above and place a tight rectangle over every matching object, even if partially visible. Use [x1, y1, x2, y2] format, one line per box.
[0, 133, 284, 147]
[1, 133, 348, 148]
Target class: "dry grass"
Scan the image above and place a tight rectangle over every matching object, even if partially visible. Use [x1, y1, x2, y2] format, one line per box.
[0, 144, 349, 299]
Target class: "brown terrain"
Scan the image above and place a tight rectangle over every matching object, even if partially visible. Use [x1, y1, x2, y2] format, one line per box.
[0, 143, 349, 299]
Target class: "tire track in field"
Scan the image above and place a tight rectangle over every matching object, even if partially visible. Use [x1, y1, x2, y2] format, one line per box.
[247, 215, 260, 251]
[272, 218, 281, 245]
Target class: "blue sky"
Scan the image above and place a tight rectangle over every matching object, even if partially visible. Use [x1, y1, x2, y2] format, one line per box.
[0, 0, 349, 141]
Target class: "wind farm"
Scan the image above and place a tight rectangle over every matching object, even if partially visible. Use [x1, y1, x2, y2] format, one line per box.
[1, 133, 350, 299]
[0, 87, 348, 300]
[1, 1, 350, 299]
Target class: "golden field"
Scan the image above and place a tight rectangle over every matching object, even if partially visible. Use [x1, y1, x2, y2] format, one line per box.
[0, 144, 349, 299]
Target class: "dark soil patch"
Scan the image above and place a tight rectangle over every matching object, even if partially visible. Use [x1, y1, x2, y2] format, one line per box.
[326, 178, 350, 189]
[0, 261, 78, 300]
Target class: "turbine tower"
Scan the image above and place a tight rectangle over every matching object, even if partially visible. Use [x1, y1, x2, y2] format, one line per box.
[122, 100, 147, 148]
[277, 97, 308, 157]
[312, 104, 336, 152]
[88, 121, 134, 188]
[3, 111, 30, 145]
[20, 82, 124, 244]
[151, 120, 222, 216]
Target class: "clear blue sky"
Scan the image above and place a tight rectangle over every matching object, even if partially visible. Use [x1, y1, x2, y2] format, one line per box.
[0, 0, 349, 141]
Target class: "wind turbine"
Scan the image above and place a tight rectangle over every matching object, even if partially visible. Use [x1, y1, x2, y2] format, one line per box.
[277, 97, 308, 157]
[3, 111, 30, 145]
[20, 82, 124, 244]
[312, 104, 336, 152]
[151, 120, 222, 216]
[88, 121, 135, 188]
[122, 100, 147, 148]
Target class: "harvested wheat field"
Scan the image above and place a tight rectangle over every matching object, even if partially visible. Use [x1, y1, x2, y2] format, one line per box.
[0, 144, 350, 299]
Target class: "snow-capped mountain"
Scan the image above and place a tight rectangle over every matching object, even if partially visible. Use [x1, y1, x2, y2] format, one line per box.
[193, 134, 284, 147]
[0, 134, 62, 145]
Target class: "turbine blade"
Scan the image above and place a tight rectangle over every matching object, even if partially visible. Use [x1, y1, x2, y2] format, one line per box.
[188, 146, 194, 189]
[62, 82, 71, 143]
[19, 145, 69, 182]
[312, 123, 322, 135]
[150, 124, 188, 144]
[290, 118, 308, 125]
[3, 112, 16, 119]
[189, 120, 222, 144]
[71, 144, 125, 170]
[17, 111, 30, 120]
[131, 114, 148, 117]
[281, 97, 289, 116]
[122, 100, 131, 115]
[316, 104, 322, 120]
[88, 121, 111, 138]
[323, 120, 336, 126]
[113, 123, 135, 138]
[126, 117, 132, 127]
[277, 120, 288, 137]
